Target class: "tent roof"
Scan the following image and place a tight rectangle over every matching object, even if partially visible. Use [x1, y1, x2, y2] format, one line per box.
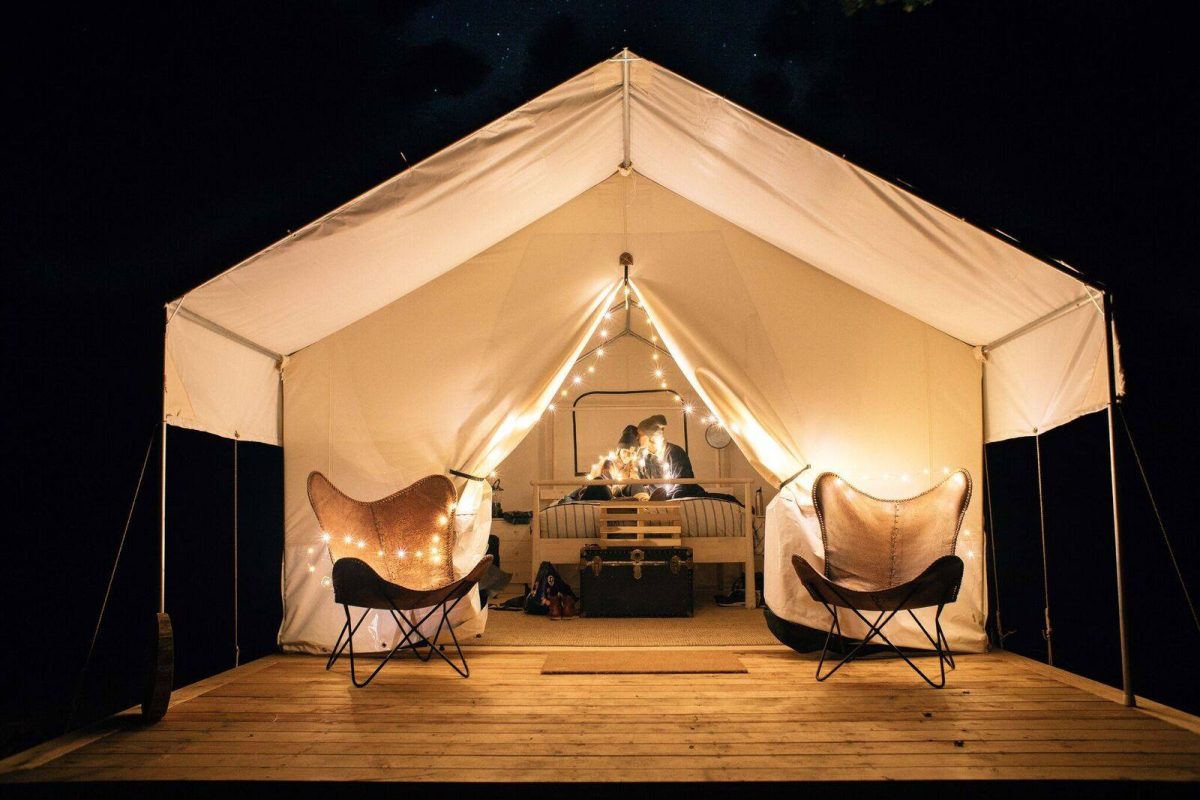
[168, 51, 1097, 359]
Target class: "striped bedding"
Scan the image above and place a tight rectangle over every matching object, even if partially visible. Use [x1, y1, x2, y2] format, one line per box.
[540, 497, 744, 539]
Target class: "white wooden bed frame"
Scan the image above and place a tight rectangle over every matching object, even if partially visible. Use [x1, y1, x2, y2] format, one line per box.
[530, 478, 757, 609]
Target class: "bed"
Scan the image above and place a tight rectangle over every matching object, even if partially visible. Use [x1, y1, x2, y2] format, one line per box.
[530, 478, 758, 608]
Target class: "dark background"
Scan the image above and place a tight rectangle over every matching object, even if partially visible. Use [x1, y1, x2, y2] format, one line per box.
[4, 0, 1197, 756]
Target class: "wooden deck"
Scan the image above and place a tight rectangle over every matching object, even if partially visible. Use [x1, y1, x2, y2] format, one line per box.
[3, 649, 1199, 784]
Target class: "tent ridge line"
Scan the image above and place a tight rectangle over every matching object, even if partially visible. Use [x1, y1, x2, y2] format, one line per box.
[640, 56, 1105, 294]
[982, 290, 1102, 354]
[171, 306, 284, 363]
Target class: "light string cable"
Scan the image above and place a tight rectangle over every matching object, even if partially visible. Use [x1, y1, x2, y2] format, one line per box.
[67, 423, 158, 732]
[1118, 406, 1200, 638]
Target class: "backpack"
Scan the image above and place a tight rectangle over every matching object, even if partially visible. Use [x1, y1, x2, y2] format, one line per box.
[524, 560, 577, 615]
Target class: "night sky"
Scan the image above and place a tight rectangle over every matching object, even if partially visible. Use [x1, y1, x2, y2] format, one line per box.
[5, 0, 1198, 755]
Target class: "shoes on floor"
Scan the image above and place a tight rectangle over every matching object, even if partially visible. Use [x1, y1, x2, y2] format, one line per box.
[548, 594, 562, 620]
[559, 595, 580, 620]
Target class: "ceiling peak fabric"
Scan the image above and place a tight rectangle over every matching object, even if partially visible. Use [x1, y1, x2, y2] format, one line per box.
[164, 52, 1111, 446]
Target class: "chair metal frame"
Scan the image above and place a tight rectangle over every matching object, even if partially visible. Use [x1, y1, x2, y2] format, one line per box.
[325, 584, 473, 687]
[794, 470, 971, 688]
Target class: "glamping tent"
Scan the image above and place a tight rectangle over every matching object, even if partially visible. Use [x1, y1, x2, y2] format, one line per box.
[161, 52, 1128, 693]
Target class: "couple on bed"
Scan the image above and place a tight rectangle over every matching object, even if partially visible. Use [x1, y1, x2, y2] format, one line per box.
[571, 414, 705, 502]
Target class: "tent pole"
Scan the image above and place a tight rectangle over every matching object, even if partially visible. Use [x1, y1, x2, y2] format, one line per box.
[1034, 430, 1053, 666]
[159, 419, 167, 613]
[1103, 291, 1135, 707]
[620, 47, 631, 170]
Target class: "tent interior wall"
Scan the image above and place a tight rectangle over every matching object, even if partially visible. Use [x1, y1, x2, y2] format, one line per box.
[156, 54, 1127, 693]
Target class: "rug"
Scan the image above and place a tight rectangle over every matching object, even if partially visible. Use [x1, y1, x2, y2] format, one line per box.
[541, 649, 747, 674]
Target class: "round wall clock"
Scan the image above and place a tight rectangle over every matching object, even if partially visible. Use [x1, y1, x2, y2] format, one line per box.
[705, 423, 732, 449]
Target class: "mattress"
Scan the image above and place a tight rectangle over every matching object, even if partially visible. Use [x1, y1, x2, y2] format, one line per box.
[539, 497, 745, 539]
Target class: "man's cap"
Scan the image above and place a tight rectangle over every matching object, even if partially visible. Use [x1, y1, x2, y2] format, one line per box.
[617, 424, 640, 449]
[637, 414, 669, 436]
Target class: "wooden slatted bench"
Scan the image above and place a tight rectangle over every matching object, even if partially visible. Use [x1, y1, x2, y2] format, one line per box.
[597, 499, 682, 546]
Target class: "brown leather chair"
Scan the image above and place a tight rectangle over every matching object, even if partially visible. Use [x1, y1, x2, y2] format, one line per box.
[791, 469, 971, 687]
[308, 472, 492, 687]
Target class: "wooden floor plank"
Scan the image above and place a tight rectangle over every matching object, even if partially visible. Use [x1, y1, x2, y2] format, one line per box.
[4, 651, 1198, 784]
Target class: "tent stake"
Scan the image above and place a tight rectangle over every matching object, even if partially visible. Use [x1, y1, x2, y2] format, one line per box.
[1103, 291, 1135, 707]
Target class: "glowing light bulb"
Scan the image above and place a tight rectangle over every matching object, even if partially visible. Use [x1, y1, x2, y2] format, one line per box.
[377, 549, 384, 557]
[600, 329, 609, 339]
[651, 334, 658, 343]
[966, 549, 976, 560]
[397, 549, 407, 558]
[308, 564, 316, 573]
[652, 353, 659, 361]
[356, 539, 366, 549]
[603, 311, 612, 321]
[674, 395, 682, 402]
[437, 514, 448, 526]
[547, 403, 557, 412]
[654, 368, 663, 378]
[432, 534, 440, 543]
[597, 348, 605, 357]
[320, 576, 332, 588]
[560, 389, 567, 397]
[922, 467, 930, 475]
[962, 529, 971, 538]
[660, 381, 668, 389]
[415, 550, 424, 559]
[572, 375, 582, 385]
[942, 466, 950, 475]
[320, 532, 331, 543]
[307, 547, 314, 555]
[587, 365, 595, 373]
[952, 472, 965, 485]
[344, 535, 354, 544]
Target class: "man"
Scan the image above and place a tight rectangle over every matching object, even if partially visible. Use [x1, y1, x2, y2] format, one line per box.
[637, 414, 704, 499]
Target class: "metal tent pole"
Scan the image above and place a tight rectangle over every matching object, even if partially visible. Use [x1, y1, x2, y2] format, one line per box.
[160, 418, 167, 613]
[1103, 291, 1135, 707]
[1034, 431, 1054, 666]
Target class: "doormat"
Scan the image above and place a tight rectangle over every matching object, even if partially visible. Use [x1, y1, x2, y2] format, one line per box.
[541, 650, 746, 674]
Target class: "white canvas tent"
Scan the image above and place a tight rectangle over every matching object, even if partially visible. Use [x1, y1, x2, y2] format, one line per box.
[160, 52, 1130, 693]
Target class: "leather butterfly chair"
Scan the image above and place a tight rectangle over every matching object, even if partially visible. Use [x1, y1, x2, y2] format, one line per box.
[307, 472, 492, 687]
[791, 469, 972, 687]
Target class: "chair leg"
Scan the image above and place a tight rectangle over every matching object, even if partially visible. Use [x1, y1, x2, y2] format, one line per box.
[385, 593, 473, 678]
[813, 584, 955, 688]
[327, 607, 370, 671]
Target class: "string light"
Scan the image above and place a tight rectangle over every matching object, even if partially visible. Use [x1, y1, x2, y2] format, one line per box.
[652, 353, 659, 361]
[674, 395, 682, 402]
[597, 347, 605, 357]
[432, 534, 441, 543]
[308, 564, 316, 573]
[320, 533, 331, 543]
[600, 329, 609, 339]
[547, 403, 557, 412]
[587, 365, 595, 373]
[415, 550, 424, 559]
[377, 549, 384, 557]
[356, 539, 366, 549]
[344, 535, 354, 544]
[397, 548, 407, 558]
[660, 381, 668, 389]
[683, 405, 694, 415]
[307, 547, 314, 555]
[560, 389, 567, 397]
[320, 576, 332, 589]
[572, 375, 582, 385]
[654, 368, 664, 378]
[437, 514, 449, 527]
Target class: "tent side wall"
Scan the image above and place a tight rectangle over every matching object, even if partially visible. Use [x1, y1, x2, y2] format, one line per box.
[277, 173, 987, 652]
